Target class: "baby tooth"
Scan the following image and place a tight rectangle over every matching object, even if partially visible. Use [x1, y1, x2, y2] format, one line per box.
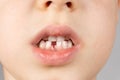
[68, 40, 72, 48]
[45, 41, 51, 49]
[39, 41, 46, 49]
[56, 41, 62, 47]
[57, 36, 64, 41]
[48, 36, 56, 41]
[55, 41, 62, 50]
[62, 41, 68, 49]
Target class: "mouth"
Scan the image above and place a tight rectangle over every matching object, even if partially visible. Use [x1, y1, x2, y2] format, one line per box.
[31, 25, 80, 66]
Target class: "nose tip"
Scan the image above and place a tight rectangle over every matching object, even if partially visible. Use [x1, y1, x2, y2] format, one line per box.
[36, 0, 75, 11]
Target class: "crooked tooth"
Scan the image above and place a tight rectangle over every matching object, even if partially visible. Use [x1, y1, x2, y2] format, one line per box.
[57, 36, 64, 41]
[45, 41, 52, 49]
[55, 36, 64, 49]
[39, 40, 46, 49]
[48, 36, 56, 41]
[55, 41, 62, 50]
[62, 41, 68, 49]
[68, 40, 72, 48]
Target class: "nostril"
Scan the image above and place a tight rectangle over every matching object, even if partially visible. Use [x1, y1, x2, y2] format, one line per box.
[66, 2, 73, 8]
[45, 1, 52, 8]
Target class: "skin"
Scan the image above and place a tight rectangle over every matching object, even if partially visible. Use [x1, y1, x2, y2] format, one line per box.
[0, 0, 120, 80]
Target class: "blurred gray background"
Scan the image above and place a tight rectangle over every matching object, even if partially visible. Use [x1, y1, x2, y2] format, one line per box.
[0, 13, 120, 80]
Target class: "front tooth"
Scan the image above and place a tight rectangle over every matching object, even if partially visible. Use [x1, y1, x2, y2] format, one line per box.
[45, 41, 51, 49]
[48, 36, 56, 41]
[62, 41, 68, 49]
[39, 40, 46, 49]
[55, 41, 62, 50]
[57, 36, 64, 41]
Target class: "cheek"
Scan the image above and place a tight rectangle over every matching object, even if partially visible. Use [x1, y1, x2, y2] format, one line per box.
[0, 13, 27, 65]
[0, 27, 20, 63]
[77, 1, 117, 53]
[73, 2, 117, 77]
[84, 2, 117, 53]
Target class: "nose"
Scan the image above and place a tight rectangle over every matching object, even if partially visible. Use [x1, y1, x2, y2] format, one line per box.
[35, 0, 77, 11]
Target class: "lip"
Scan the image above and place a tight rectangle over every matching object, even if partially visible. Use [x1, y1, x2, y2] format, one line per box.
[31, 25, 80, 66]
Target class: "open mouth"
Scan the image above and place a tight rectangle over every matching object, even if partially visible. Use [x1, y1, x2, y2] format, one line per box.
[37, 35, 74, 50]
[31, 25, 80, 66]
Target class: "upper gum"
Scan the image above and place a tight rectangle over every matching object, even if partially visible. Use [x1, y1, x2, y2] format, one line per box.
[42, 36, 72, 40]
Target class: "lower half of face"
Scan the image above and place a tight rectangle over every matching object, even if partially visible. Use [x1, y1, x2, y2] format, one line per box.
[0, 0, 118, 80]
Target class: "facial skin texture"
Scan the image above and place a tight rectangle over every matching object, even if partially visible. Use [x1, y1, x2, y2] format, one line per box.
[0, 0, 119, 80]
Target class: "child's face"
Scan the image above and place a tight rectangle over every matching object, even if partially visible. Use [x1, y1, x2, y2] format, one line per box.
[0, 0, 119, 80]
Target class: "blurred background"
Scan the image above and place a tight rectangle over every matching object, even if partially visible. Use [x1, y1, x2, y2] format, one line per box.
[0, 13, 120, 80]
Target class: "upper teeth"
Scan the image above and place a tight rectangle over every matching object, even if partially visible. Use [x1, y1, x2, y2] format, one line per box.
[39, 36, 73, 50]
[48, 36, 57, 41]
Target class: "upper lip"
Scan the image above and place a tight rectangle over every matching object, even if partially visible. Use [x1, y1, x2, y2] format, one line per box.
[31, 25, 80, 47]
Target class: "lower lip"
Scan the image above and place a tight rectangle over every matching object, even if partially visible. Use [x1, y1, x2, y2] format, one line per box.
[32, 45, 80, 66]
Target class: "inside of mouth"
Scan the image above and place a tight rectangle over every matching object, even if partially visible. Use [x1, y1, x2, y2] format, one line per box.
[36, 36, 74, 50]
